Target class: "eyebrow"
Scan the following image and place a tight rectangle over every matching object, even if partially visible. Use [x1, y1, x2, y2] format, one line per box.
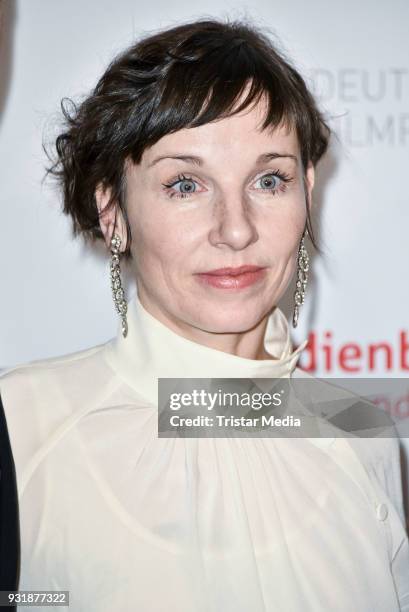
[147, 151, 298, 168]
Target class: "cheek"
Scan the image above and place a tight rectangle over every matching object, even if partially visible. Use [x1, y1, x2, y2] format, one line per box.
[128, 207, 199, 270]
[259, 206, 305, 257]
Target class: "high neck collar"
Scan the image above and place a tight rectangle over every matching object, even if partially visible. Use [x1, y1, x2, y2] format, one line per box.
[103, 291, 308, 405]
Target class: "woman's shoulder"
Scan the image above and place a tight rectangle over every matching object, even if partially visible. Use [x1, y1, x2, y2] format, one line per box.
[0, 340, 120, 485]
[0, 342, 107, 382]
[0, 343, 105, 411]
[0, 339, 119, 408]
[0, 339, 114, 387]
[292, 368, 406, 521]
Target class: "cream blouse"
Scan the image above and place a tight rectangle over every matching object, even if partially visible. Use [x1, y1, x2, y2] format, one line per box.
[1, 291, 408, 611]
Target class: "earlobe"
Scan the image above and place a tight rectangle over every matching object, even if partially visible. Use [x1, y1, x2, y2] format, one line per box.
[304, 162, 315, 212]
[306, 161, 315, 193]
[95, 184, 127, 251]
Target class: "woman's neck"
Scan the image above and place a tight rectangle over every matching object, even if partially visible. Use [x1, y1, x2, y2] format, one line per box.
[137, 291, 275, 361]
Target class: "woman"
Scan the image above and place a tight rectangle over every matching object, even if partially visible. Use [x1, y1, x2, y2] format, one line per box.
[1, 17, 408, 611]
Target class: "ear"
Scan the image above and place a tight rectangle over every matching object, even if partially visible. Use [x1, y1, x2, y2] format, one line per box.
[304, 161, 315, 214]
[95, 184, 127, 252]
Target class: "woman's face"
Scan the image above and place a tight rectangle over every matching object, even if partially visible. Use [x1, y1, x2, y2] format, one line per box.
[102, 97, 314, 335]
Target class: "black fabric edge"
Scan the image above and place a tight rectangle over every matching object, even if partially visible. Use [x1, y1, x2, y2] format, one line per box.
[0, 392, 20, 610]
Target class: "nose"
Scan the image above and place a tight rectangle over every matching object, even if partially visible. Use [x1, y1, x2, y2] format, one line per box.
[208, 191, 259, 251]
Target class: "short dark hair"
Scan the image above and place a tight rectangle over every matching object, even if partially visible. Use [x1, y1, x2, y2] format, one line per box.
[46, 17, 331, 260]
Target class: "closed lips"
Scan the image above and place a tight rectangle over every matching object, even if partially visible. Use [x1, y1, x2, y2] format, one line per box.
[200, 266, 265, 276]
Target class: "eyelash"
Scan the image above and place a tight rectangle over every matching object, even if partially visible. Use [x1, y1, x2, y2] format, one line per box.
[161, 170, 294, 200]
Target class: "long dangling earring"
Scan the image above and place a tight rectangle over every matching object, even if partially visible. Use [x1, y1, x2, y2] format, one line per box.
[292, 230, 309, 328]
[110, 234, 128, 338]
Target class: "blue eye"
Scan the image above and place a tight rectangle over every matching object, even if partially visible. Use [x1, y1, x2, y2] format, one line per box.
[254, 172, 291, 193]
[162, 174, 198, 199]
[178, 178, 196, 194]
[162, 169, 293, 200]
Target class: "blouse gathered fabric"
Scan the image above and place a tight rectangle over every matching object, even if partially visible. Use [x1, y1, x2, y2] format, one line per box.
[0, 291, 408, 611]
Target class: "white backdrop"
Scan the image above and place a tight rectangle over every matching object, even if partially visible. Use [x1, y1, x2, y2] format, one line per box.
[1, 0, 408, 508]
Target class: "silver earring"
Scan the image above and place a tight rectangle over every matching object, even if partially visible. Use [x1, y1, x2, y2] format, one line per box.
[292, 231, 309, 328]
[110, 234, 128, 338]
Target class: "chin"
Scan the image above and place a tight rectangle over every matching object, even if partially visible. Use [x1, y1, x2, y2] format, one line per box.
[191, 300, 270, 334]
